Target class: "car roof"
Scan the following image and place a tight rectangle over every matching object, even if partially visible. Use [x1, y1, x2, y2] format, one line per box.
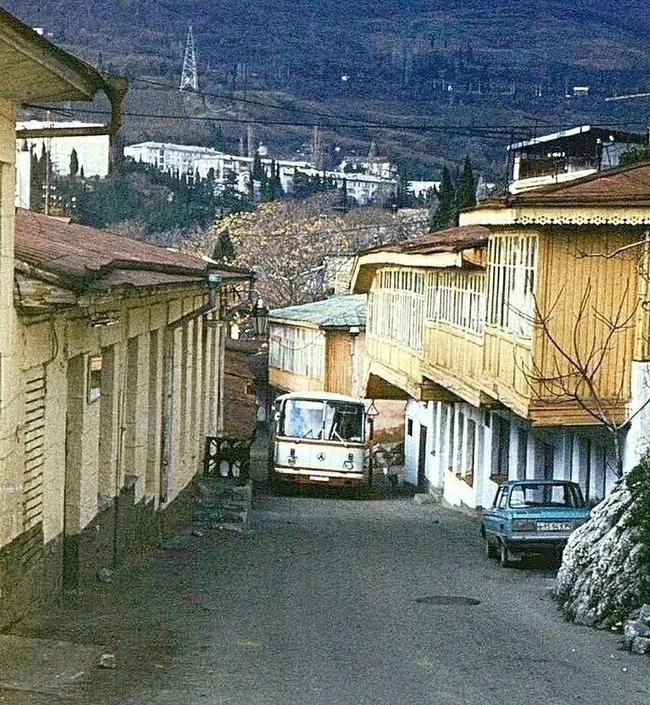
[275, 391, 364, 404]
[500, 479, 579, 487]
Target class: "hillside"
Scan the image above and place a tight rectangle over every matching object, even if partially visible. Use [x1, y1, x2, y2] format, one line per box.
[4, 0, 650, 183]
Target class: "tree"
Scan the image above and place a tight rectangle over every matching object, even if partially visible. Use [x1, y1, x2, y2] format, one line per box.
[619, 145, 650, 167]
[522, 280, 639, 479]
[455, 155, 476, 215]
[182, 192, 423, 308]
[429, 165, 455, 231]
[252, 152, 264, 180]
[261, 160, 283, 202]
[69, 148, 79, 177]
[212, 229, 235, 263]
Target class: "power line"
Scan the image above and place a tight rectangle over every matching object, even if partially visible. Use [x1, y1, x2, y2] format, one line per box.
[32, 102, 645, 142]
[134, 77, 367, 126]
[23, 96, 647, 145]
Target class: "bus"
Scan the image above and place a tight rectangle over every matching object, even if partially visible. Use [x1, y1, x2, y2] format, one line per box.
[269, 391, 367, 490]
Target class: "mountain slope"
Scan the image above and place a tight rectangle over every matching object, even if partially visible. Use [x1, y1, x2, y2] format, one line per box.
[4, 0, 649, 181]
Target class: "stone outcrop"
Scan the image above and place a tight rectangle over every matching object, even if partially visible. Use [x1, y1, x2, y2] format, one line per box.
[554, 474, 647, 629]
[623, 604, 650, 654]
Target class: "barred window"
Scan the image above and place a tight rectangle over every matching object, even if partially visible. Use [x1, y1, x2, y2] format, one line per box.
[426, 270, 485, 335]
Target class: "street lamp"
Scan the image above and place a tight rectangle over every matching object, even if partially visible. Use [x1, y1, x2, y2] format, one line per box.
[251, 298, 269, 337]
[366, 400, 379, 487]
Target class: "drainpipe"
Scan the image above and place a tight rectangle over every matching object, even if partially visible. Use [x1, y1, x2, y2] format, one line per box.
[159, 271, 223, 503]
[167, 271, 223, 333]
[17, 75, 128, 174]
[17, 76, 128, 140]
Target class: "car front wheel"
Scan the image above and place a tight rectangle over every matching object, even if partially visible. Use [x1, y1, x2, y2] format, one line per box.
[484, 535, 497, 559]
[499, 541, 514, 568]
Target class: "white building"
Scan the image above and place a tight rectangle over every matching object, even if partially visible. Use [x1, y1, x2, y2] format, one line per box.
[15, 120, 111, 208]
[123, 141, 220, 178]
[507, 125, 645, 194]
[126, 140, 398, 205]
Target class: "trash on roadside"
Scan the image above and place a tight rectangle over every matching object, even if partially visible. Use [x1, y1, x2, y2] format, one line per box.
[97, 568, 114, 583]
[98, 653, 116, 669]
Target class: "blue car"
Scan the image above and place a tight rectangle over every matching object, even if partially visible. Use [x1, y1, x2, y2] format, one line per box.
[480, 479, 590, 567]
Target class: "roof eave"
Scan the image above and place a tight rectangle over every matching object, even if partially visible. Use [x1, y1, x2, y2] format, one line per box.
[0, 8, 127, 136]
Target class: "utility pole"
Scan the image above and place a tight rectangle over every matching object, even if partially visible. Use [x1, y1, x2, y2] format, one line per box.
[310, 126, 323, 170]
[44, 110, 51, 215]
[179, 25, 199, 92]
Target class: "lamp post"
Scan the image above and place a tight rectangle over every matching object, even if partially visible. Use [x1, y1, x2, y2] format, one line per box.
[366, 400, 379, 487]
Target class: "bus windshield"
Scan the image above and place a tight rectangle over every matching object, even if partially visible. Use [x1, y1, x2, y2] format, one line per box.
[280, 398, 365, 442]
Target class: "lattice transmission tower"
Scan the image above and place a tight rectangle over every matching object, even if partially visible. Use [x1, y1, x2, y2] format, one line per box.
[179, 25, 199, 92]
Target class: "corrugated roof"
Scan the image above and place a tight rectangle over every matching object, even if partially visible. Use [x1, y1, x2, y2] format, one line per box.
[269, 294, 367, 328]
[14, 209, 251, 292]
[360, 225, 489, 256]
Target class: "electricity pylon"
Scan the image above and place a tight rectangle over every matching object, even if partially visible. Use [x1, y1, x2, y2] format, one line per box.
[179, 25, 198, 92]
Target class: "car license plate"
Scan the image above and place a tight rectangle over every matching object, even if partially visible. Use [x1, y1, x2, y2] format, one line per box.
[309, 475, 329, 482]
[536, 521, 571, 531]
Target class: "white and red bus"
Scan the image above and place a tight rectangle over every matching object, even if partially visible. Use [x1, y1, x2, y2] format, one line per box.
[269, 391, 367, 490]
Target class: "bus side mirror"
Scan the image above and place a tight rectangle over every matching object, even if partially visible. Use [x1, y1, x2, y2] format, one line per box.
[274, 411, 281, 422]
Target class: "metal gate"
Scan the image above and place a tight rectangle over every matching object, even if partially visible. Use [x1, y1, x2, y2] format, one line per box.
[203, 436, 252, 481]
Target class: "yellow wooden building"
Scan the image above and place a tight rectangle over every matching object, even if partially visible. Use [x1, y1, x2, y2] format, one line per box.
[352, 163, 650, 507]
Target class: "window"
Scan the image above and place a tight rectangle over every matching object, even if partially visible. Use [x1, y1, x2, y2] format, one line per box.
[87, 354, 102, 403]
[368, 268, 424, 351]
[407, 418, 413, 436]
[269, 324, 324, 379]
[487, 234, 537, 337]
[426, 270, 485, 335]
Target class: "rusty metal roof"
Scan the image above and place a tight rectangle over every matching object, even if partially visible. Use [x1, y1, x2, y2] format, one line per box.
[508, 160, 650, 206]
[15, 209, 251, 293]
[361, 225, 489, 256]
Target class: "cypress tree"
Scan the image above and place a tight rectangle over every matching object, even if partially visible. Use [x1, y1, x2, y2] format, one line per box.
[429, 165, 455, 231]
[212, 230, 235, 262]
[455, 155, 476, 219]
[69, 148, 79, 177]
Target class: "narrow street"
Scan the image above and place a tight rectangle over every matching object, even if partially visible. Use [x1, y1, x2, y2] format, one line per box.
[5, 483, 650, 705]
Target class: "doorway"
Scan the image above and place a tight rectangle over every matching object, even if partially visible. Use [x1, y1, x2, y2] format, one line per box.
[417, 424, 428, 492]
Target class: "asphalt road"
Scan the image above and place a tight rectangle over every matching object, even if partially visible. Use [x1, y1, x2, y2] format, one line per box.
[10, 491, 650, 704]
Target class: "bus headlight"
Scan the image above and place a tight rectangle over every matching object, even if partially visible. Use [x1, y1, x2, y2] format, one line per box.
[343, 454, 354, 470]
[287, 448, 296, 465]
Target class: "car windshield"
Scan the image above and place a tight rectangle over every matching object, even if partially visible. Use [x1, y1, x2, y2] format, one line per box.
[508, 483, 584, 509]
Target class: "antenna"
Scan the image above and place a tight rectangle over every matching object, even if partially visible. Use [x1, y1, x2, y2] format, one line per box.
[179, 25, 199, 92]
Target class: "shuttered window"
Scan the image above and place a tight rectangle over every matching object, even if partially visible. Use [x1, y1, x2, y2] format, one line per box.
[24, 366, 46, 530]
